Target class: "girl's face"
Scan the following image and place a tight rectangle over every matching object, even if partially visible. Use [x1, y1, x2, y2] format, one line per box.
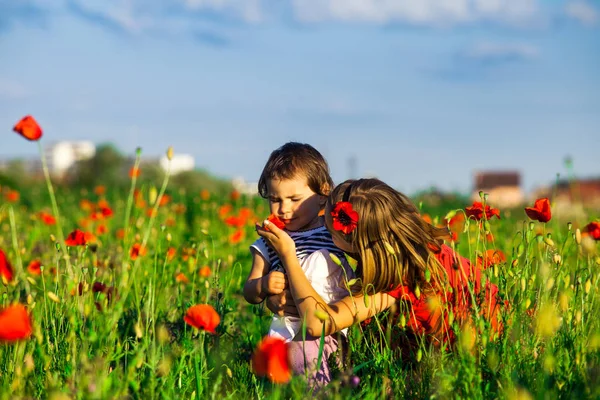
[266, 174, 325, 232]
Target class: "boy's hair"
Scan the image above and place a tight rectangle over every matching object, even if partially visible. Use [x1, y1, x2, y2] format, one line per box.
[258, 142, 333, 198]
[325, 178, 451, 296]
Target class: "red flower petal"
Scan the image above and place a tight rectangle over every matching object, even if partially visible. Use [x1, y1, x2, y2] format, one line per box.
[266, 214, 286, 230]
[184, 304, 220, 334]
[524, 198, 551, 223]
[0, 249, 14, 283]
[0, 304, 32, 342]
[251, 336, 291, 384]
[13, 115, 43, 141]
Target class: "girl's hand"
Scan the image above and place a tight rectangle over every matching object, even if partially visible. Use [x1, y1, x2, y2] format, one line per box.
[256, 220, 296, 259]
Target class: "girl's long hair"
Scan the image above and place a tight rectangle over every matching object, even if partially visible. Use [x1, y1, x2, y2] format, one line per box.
[326, 178, 451, 296]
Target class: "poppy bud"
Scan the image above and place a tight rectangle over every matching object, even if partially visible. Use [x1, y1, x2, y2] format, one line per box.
[517, 243, 525, 256]
[544, 237, 555, 247]
[585, 279, 591, 294]
[553, 254, 561, 265]
[166, 146, 174, 161]
[529, 222, 535, 231]
[399, 314, 406, 328]
[314, 309, 329, 322]
[512, 259, 519, 268]
[567, 222, 572, 231]
[546, 278, 555, 290]
[415, 285, 421, 299]
[521, 278, 527, 292]
[444, 210, 457, 221]
[575, 229, 582, 245]
[425, 269, 431, 283]
[47, 292, 60, 303]
[383, 241, 395, 255]
[416, 348, 422, 362]
[136, 147, 142, 156]
[329, 253, 342, 266]
[149, 186, 158, 205]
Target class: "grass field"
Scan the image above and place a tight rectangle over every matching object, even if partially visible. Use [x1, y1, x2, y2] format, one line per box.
[0, 151, 599, 399]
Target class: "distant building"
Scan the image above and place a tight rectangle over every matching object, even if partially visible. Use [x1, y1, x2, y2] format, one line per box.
[45, 141, 96, 178]
[232, 177, 258, 195]
[160, 154, 195, 175]
[472, 170, 524, 208]
[533, 178, 600, 208]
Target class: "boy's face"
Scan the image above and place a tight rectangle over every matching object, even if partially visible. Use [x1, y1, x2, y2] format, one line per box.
[266, 174, 324, 232]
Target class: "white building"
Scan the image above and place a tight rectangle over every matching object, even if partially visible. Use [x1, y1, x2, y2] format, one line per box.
[46, 141, 96, 177]
[232, 177, 259, 195]
[160, 154, 195, 175]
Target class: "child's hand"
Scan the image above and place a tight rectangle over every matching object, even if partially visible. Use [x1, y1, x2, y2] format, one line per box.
[262, 271, 287, 295]
[265, 290, 298, 317]
[256, 220, 296, 259]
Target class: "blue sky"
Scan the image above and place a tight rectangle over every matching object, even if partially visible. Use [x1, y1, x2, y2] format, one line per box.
[1, 0, 598, 195]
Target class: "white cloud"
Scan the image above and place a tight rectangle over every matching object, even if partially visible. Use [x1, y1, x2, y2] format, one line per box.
[464, 42, 539, 61]
[565, 1, 598, 26]
[291, 0, 540, 26]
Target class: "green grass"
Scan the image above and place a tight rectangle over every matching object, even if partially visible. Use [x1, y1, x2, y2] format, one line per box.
[0, 180, 599, 400]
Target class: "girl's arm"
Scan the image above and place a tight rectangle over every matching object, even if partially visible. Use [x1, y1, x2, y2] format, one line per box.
[258, 221, 395, 336]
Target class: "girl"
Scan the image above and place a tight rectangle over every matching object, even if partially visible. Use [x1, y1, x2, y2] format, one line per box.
[258, 178, 503, 356]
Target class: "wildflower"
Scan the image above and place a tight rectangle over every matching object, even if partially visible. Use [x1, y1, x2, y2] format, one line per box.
[525, 198, 551, 223]
[583, 221, 600, 241]
[0, 249, 14, 283]
[5, 190, 19, 203]
[175, 273, 189, 284]
[39, 212, 56, 225]
[200, 189, 210, 200]
[96, 225, 108, 236]
[184, 304, 220, 334]
[218, 204, 232, 218]
[266, 214, 286, 230]
[476, 249, 506, 270]
[13, 115, 42, 141]
[331, 201, 359, 234]
[94, 185, 106, 196]
[229, 230, 244, 244]
[421, 214, 432, 224]
[129, 166, 140, 178]
[65, 229, 87, 246]
[130, 243, 147, 260]
[251, 336, 291, 384]
[230, 190, 240, 201]
[27, 260, 42, 276]
[199, 265, 211, 277]
[224, 215, 245, 228]
[465, 202, 500, 221]
[166, 247, 177, 261]
[0, 304, 32, 342]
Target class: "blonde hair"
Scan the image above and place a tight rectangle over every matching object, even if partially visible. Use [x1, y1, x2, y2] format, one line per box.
[325, 179, 451, 296]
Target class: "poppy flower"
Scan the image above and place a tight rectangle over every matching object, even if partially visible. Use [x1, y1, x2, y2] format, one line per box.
[230, 190, 240, 201]
[96, 225, 108, 235]
[224, 215, 245, 228]
[229, 230, 244, 244]
[524, 198, 551, 223]
[199, 265, 211, 277]
[65, 229, 87, 246]
[266, 214, 286, 230]
[130, 243, 147, 260]
[251, 336, 291, 384]
[0, 304, 32, 342]
[39, 212, 56, 225]
[218, 204, 232, 218]
[5, 190, 20, 203]
[184, 304, 220, 334]
[331, 201, 359, 234]
[583, 221, 600, 241]
[166, 247, 177, 261]
[175, 272, 189, 284]
[94, 185, 106, 196]
[421, 214, 432, 224]
[13, 115, 42, 141]
[0, 249, 14, 283]
[200, 189, 210, 200]
[27, 260, 42, 276]
[476, 249, 506, 270]
[129, 166, 140, 178]
[159, 194, 171, 207]
[465, 202, 500, 221]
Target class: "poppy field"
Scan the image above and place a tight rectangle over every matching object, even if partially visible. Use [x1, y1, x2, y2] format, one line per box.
[2, 118, 600, 399]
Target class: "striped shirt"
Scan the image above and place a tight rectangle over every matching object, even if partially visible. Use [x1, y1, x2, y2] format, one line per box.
[251, 226, 347, 272]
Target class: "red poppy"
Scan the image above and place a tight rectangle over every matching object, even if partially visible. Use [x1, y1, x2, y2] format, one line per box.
[130, 243, 147, 260]
[175, 272, 189, 283]
[199, 265, 211, 277]
[65, 229, 87, 246]
[224, 215, 245, 228]
[331, 201, 359, 234]
[129, 166, 140, 178]
[39, 212, 56, 225]
[464, 202, 500, 221]
[421, 214, 432, 224]
[476, 249, 506, 270]
[0, 304, 33, 342]
[96, 224, 108, 235]
[0, 249, 14, 283]
[266, 214, 286, 230]
[159, 194, 171, 207]
[524, 198, 551, 223]
[5, 190, 20, 203]
[230, 190, 240, 201]
[251, 336, 291, 384]
[27, 260, 42, 276]
[229, 230, 244, 244]
[94, 185, 106, 196]
[184, 304, 220, 334]
[166, 247, 177, 261]
[218, 204, 232, 218]
[583, 221, 600, 241]
[200, 189, 210, 200]
[13, 115, 42, 141]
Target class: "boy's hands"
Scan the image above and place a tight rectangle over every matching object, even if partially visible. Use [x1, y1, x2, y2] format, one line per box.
[261, 271, 287, 295]
[256, 220, 296, 260]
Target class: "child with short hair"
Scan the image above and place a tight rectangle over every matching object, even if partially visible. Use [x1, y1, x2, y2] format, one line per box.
[258, 178, 504, 356]
[243, 142, 354, 387]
